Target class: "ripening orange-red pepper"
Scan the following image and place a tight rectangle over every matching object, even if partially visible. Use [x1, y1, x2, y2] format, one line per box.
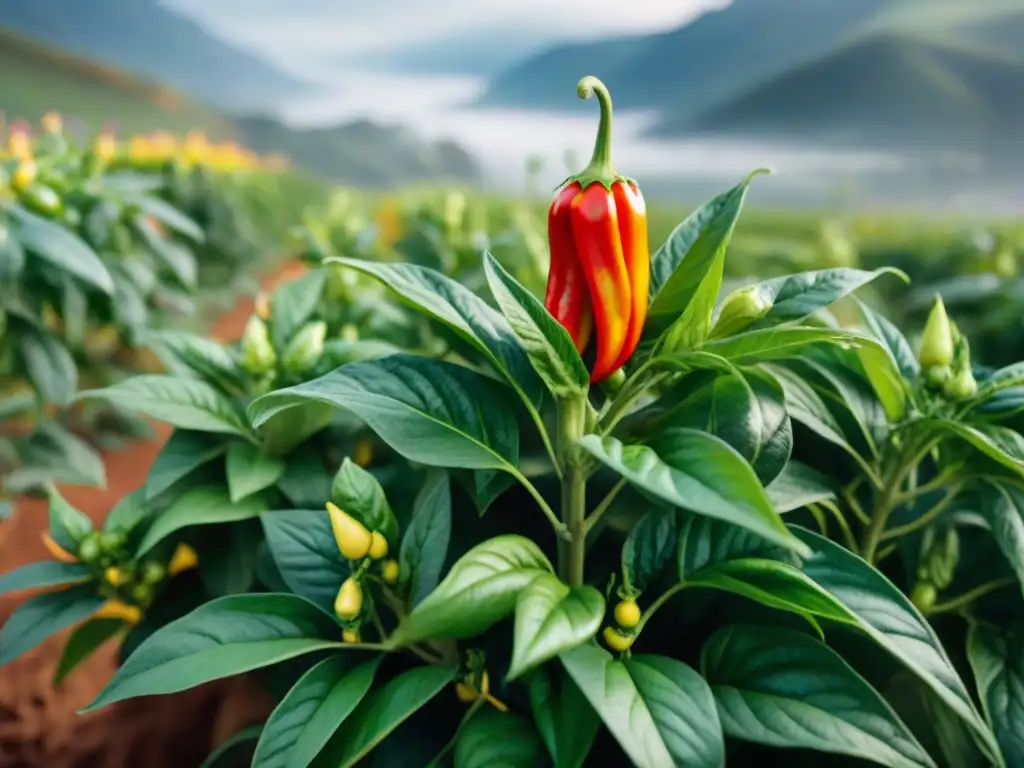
[545, 76, 650, 383]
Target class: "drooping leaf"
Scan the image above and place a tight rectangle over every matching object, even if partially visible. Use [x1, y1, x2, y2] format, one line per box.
[765, 461, 836, 513]
[0, 560, 92, 596]
[976, 482, 1024, 595]
[261, 509, 349, 613]
[226, 441, 287, 503]
[46, 485, 93, 551]
[702, 625, 936, 768]
[270, 268, 327, 353]
[249, 356, 519, 472]
[454, 708, 547, 768]
[399, 470, 452, 608]
[967, 622, 1024, 767]
[16, 324, 77, 406]
[55, 617, 126, 685]
[0, 583, 105, 664]
[331, 459, 399, 545]
[142, 330, 244, 392]
[561, 645, 725, 768]
[853, 297, 920, 379]
[527, 665, 600, 768]
[83, 594, 342, 711]
[145, 430, 228, 501]
[390, 535, 553, 645]
[509, 572, 604, 680]
[622, 507, 678, 592]
[137, 488, 268, 555]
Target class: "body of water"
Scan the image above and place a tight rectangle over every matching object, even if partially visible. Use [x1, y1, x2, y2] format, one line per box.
[275, 71, 912, 195]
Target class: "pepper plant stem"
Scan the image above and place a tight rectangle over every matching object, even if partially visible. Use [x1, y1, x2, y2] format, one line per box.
[557, 395, 588, 586]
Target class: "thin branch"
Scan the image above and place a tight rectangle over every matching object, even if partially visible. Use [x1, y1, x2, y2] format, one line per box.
[882, 484, 964, 541]
[509, 469, 568, 539]
[584, 478, 628, 534]
[927, 578, 1018, 616]
[818, 500, 859, 553]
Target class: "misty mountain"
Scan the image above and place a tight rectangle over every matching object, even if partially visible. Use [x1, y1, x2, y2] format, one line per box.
[475, 0, 894, 113]
[0, 0, 312, 111]
[651, 34, 1024, 162]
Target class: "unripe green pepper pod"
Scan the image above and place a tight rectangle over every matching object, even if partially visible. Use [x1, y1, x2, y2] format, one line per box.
[240, 314, 277, 375]
[943, 366, 977, 401]
[99, 530, 126, 554]
[78, 532, 102, 563]
[924, 364, 951, 389]
[919, 295, 954, 368]
[282, 320, 327, 374]
[910, 581, 937, 613]
[710, 285, 773, 339]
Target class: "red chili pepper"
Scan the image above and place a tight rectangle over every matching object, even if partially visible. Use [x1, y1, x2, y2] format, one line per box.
[544, 76, 649, 383]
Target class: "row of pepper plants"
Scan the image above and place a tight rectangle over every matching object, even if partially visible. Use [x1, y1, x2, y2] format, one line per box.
[1, 79, 1023, 768]
[0, 115, 304, 516]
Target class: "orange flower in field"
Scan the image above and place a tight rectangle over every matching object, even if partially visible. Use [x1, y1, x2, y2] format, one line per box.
[41, 111, 63, 134]
[8, 128, 32, 160]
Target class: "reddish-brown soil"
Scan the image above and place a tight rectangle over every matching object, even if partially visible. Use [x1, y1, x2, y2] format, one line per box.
[0, 261, 310, 768]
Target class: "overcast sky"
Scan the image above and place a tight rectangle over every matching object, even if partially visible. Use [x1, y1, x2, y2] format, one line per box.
[162, 0, 730, 75]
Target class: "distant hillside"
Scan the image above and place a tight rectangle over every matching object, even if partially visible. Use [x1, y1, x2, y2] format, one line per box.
[650, 34, 1024, 159]
[235, 116, 481, 188]
[0, 29, 482, 189]
[475, 0, 893, 112]
[0, 27, 237, 137]
[0, 0, 311, 111]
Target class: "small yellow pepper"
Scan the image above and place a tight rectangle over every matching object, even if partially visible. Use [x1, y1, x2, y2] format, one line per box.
[326, 502, 372, 560]
[334, 577, 363, 621]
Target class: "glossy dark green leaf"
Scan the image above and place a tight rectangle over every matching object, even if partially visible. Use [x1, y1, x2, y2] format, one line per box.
[622, 508, 678, 592]
[54, 617, 126, 685]
[0, 583, 105, 664]
[677, 514, 792, 579]
[765, 461, 836, 513]
[312, 663, 458, 768]
[561, 645, 725, 768]
[527, 665, 599, 768]
[794, 354, 885, 457]
[77, 375, 251, 437]
[483, 251, 588, 398]
[327, 257, 542, 408]
[270, 268, 328, 353]
[226, 441, 286, 503]
[0, 560, 92, 596]
[454, 708, 546, 768]
[132, 193, 205, 241]
[331, 459, 399, 545]
[702, 625, 935, 768]
[399, 470, 452, 608]
[249, 356, 519, 472]
[509, 572, 604, 680]
[105, 489, 150, 534]
[253, 655, 382, 768]
[741, 267, 905, 331]
[976, 482, 1024, 595]
[200, 726, 262, 768]
[133, 214, 198, 288]
[766, 364, 858, 455]
[793, 527, 1001, 763]
[7, 203, 114, 293]
[967, 623, 1023, 767]
[16, 325, 77, 406]
[853, 297, 919, 379]
[83, 594, 342, 712]
[145, 430, 228, 501]
[47, 484, 93, 551]
[579, 431, 808, 555]
[390, 535, 553, 645]
[261, 509, 348, 612]
[702, 327, 873, 365]
[138, 488, 268, 555]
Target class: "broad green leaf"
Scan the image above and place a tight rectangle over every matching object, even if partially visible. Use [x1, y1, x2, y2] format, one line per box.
[226, 441, 286, 503]
[794, 354, 885, 456]
[261, 509, 348, 612]
[17, 325, 77, 406]
[4, 423, 106, 491]
[701, 327, 872, 365]
[249, 356, 519, 472]
[561, 645, 725, 768]
[765, 461, 836, 513]
[270, 268, 328, 352]
[922, 420, 1024, 480]
[197, 520, 263, 597]
[47, 485, 93, 551]
[853, 297, 920, 379]
[83, 594, 342, 711]
[331, 459, 399, 545]
[741, 267, 905, 331]
[260, 402, 335, 458]
[142, 330, 244, 392]
[391, 535, 553, 645]
[853, 336, 908, 422]
[483, 251, 588, 398]
[312, 663, 458, 768]
[677, 514, 791, 578]
[793, 527, 1002, 765]
[104, 489, 150, 534]
[133, 214, 198, 288]
[766, 364, 858, 455]
[7, 204, 114, 293]
[527, 665, 599, 768]
[327, 258, 542, 407]
[977, 482, 1024, 596]
[702, 625, 936, 768]
[648, 172, 763, 320]
[138, 488, 268, 555]
[253, 655, 382, 768]
[146, 430, 228, 501]
[579, 431, 809, 556]
[200, 726, 262, 768]
[276, 444, 334, 509]
[509, 573, 604, 680]
[55, 618, 126, 685]
[77, 376, 251, 437]
[622, 507, 678, 592]
[967, 623, 1024, 766]
[399, 470, 452, 608]
[0, 584, 105, 664]
[454, 709, 546, 768]
[0, 561, 92, 595]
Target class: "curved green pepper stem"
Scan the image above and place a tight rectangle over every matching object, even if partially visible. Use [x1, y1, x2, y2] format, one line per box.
[570, 76, 633, 190]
